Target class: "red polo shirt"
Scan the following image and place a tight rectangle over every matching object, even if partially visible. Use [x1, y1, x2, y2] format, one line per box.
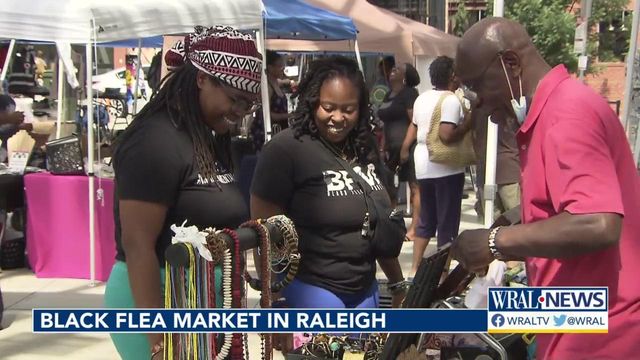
[517, 65, 640, 359]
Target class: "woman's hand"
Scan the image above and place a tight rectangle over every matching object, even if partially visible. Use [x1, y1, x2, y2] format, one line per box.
[399, 146, 410, 165]
[150, 338, 165, 360]
[391, 288, 407, 308]
[273, 333, 294, 355]
[7, 111, 25, 125]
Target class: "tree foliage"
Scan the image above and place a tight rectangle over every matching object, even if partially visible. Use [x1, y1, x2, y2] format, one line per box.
[485, 0, 631, 73]
[452, 0, 471, 37]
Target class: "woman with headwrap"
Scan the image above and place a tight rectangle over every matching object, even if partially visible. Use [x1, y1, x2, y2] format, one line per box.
[104, 26, 262, 360]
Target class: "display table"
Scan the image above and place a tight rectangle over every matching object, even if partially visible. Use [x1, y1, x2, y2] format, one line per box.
[24, 173, 116, 281]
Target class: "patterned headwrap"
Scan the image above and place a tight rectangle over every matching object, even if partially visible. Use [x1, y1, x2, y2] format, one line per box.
[164, 40, 185, 71]
[164, 26, 262, 94]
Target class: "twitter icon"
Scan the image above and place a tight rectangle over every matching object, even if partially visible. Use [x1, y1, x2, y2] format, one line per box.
[554, 315, 567, 326]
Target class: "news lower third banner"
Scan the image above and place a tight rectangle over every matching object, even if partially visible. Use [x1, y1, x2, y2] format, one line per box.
[487, 287, 608, 333]
[32, 287, 609, 334]
[33, 309, 486, 333]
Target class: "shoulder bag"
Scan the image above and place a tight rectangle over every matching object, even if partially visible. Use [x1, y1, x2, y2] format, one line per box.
[319, 139, 406, 259]
[426, 92, 476, 167]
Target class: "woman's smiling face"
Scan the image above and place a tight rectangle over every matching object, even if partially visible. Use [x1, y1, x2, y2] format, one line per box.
[314, 76, 360, 144]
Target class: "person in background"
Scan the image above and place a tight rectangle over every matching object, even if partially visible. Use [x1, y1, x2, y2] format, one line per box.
[400, 56, 473, 278]
[377, 63, 421, 242]
[251, 56, 407, 354]
[472, 107, 521, 220]
[34, 50, 47, 84]
[453, 17, 639, 359]
[370, 56, 395, 152]
[369, 56, 395, 109]
[0, 95, 29, 163]
[251, 50, 290, 151]
[104, 26, 262, 360]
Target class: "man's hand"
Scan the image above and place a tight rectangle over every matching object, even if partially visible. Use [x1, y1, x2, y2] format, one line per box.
[18, 123, 33, 132]
[452, 229, 494, 274]
[5, 111, 25, 125]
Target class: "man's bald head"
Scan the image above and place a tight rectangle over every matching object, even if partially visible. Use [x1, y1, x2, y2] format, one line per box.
[456, 17, 538, 81]
[454, 17, 551, 131]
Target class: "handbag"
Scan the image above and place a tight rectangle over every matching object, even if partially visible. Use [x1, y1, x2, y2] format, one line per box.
[0, 237, 26, 270]
[320, 139, 406, 259]
[426, 92, 476, 167]
[45, 135, 85, 175]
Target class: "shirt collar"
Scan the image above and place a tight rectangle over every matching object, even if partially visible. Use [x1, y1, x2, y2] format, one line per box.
[518, 65, 571, 134]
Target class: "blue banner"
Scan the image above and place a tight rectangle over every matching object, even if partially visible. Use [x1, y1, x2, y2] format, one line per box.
[33, 309, 487, 333]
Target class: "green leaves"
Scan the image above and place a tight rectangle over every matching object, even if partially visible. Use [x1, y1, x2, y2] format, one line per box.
[485, 0, 630, 74]
[504, 0, 579, 71]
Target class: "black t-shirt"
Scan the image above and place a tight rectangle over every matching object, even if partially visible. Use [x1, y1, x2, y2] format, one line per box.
[113, 111, 249, 263]
[377, 87, 419, 150]
[251, 129, 390, 295]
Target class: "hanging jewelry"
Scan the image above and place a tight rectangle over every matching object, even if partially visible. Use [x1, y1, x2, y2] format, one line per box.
[240, 220, 272, 360]
[222, 228, 245, 360]
[215, 247, 233, 360]
[243, 215, 300, 294]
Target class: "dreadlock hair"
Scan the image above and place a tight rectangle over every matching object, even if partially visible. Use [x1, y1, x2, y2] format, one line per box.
[290, 56, 377, 165]
[429, 55, 454, 90]
[114, 61, 230, 183]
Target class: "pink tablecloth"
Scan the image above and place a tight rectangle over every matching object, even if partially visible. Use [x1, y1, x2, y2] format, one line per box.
[24, 173, 116, 281]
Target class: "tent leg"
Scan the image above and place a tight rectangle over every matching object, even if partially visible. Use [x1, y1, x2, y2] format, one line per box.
[484, 117, 498, 228]
[86, 42, 96, 286]
[354, 40, 364, 74]
[483, 0, 505, 226]
[133, 39, 143, 115]
[56, 58, 64, 139]
[0, 39, 16, 82]
[634, 121, 640, 168]
[256, 28, 272, 143]
[622, 0, 640, 134]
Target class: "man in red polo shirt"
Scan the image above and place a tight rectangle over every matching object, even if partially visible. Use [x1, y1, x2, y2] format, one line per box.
[452, 17, 640, 359]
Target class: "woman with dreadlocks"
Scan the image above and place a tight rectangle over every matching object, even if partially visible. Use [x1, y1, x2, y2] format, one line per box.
[251, 56, 407, 354]
[104, 26, 262, 360]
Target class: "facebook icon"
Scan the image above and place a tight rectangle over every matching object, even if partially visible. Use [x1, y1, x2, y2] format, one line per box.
[491, 314, 505, 328]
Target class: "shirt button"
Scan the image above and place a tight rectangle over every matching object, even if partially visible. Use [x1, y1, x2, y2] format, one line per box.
[521, 145, 527, 150]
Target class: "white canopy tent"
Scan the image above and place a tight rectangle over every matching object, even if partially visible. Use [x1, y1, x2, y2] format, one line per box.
[0, 0, 263, 43]
[0, 0, 265, 284]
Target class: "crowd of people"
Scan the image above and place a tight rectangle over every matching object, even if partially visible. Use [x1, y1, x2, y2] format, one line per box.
[80, 16, 640, 360]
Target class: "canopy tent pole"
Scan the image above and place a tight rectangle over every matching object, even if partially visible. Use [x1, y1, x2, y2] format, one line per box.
[54, 42, 81, 139]
[86, 29, 96, 286]
[133, 39, 143, 115]
[354, 39, 364, 74]
[635, 120, 640, 167]
[256, 26, 273, 143]
[56, 58, 64, 139]
[622, 0, 640, 163]
[483, 0, 504, 228]
[297, 54, 306, 84]
[0, 39, 15, 82]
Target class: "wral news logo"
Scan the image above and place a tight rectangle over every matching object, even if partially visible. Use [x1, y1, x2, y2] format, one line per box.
[487, 287, 608, 334]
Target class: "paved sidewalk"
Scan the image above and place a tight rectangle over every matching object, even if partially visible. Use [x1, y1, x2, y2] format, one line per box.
[0, 191, 482, 359]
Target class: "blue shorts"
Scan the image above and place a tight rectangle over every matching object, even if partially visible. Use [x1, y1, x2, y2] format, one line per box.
[282, 278, 379, 308]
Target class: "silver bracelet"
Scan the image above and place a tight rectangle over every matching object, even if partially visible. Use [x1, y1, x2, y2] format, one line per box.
[488, 226, 504, 260]
[387, 280, 411, 294]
